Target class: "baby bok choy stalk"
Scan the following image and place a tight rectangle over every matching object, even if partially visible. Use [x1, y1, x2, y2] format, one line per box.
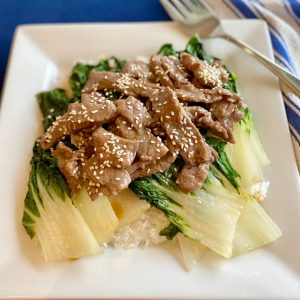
[203, 169, 282, 258]
[205, 136, 241, 193]
[22, 145, 102, 262]
[177, 233, 206, 271]
[232, 199, 282, 256]
[73, 188, 119, 244]
[130, 169, 244, 258]
[109, 188, 150, 228]
[226, 108, 270, 201]
[25, 81, 123, 261]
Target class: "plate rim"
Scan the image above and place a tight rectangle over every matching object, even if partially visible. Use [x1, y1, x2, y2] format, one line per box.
[1, 20, 300, 299]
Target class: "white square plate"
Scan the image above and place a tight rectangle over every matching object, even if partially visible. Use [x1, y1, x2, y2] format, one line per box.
[0, 21, 300, 299]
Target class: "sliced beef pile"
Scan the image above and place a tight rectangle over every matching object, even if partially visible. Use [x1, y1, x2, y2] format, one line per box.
[149, 55, 190, 88]
[149, 88, 217, 192]
[41, 100, 116, 149]
[180, 52, 228, 88]
[41, 52, 245, 197]
[52, 143, 83, 193]
[122, 60, 151, 81]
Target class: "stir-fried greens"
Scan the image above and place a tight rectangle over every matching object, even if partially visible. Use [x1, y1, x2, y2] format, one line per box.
[22, 145, 102, 260]
[37, 89, 70, 131]
[70, 57, 126, 99]
[22, 34, 281, 267]
[205, 136, 241, 191]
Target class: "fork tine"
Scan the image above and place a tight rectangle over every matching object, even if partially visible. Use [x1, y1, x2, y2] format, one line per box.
[160, 0, 186, 22]
[161, 0, 213, 27]
[193, 0, 210, 9]
[180, 0, 197, 11]
[181, 0, 209, 13]
[171, 0, 194, 18]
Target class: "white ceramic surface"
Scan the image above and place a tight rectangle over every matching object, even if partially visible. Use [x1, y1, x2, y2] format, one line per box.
[0, 20, 300, 299]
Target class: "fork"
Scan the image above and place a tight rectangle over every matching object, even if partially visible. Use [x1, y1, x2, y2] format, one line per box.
[160, 0, 300, 98]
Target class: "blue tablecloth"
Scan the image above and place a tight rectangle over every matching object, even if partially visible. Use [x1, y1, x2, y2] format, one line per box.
[0, 0, 170, 93]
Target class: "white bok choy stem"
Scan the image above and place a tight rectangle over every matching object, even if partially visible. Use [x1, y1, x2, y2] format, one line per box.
[22, 145, 102, 262]
[73, 188, 119, 244]
[152, 182, 244, 258]
[34, 176, 102, 262]
[226, 109, 270, 201]
[177, 233, 206, 271]
[232, 199, 282, 257]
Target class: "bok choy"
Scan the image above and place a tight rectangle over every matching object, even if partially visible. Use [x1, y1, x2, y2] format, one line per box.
[130, 169, 244, 258]
[226, 108, 270, 200]
[22, 145, 102, 261]
[232, 199, 282, 256]
[73, 188, 119, 244]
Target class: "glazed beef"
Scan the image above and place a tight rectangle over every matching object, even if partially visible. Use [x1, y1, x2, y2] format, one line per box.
[81, 92, 107, 105]
[176, 164, 210, 193]
[123, 60, 151, 80]
[43, 52, 245, 198]
[92, 127, 139, 168]
[52, 143, 83, 194]
[149, 88, 217, 192]
[180, 52, 228, 88]
[114, 96, 152, 131]
[113, 116, 168, 161]
[41, 101, 116, 149]
[150, 88, 216, 165]
[41, 116, 69, 149]
[83, 71, 158, 98]
[184, 106, 210, 123]
[82, 155, 131, 197]
[175, 84, 243, 104]
[129, 151, 177, 179]
[149, 55, 189, 88]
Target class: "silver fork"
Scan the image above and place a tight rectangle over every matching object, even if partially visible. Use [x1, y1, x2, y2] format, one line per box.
[160, 0, 300, 97]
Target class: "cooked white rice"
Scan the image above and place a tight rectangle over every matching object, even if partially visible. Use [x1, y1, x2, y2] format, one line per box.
[108, 207, 169, 249]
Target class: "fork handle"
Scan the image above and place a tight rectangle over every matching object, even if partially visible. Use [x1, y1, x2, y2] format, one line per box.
[220, 33, 300, 98]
